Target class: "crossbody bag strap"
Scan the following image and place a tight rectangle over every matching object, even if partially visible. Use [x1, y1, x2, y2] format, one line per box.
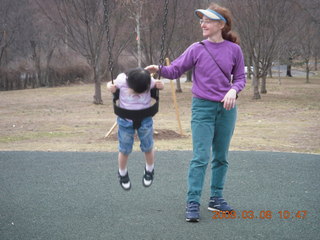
[199, 41, 238, 99]
[199, 41, 230, 83]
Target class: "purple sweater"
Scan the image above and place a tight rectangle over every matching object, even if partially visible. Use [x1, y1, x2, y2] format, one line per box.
[160, 40, 246, 102]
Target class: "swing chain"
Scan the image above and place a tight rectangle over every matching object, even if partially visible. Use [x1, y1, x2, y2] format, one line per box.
[103, 0, 114, 83]
[103, 0, 169, 81]
[158, 0, 169, 78]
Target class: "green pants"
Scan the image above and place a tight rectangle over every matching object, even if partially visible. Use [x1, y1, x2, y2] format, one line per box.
[187, 97, 237, 203]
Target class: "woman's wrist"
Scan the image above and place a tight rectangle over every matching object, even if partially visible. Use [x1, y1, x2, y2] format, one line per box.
[230, 88, 237, 93]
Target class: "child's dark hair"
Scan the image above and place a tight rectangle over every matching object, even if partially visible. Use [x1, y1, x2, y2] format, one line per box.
[126, 67, 151, 93]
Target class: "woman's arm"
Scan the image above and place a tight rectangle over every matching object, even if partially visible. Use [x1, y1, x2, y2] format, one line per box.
[146, 43, 197, 79]
[222, 46, 246, 110]
[231, 46, 246, 93]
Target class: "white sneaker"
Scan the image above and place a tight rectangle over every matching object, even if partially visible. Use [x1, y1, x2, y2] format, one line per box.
[118, 171, 131, 190]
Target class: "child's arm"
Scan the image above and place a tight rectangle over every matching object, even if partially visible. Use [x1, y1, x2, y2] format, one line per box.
[107, 81, 117, 93]
[154, 80, 164, 90]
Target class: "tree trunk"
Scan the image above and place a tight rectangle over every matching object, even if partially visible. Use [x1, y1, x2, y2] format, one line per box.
[45, 48, 55, 87]
[286, 57, 293, 77]
[268, 66, 272, 78]
[186, 69, 192, 82]
[260, 74, 267, 94]
[248, 56, 253, 79]
[30, 41, 41, 88]
[305, 58, 310, 84]
[176, 78, 182, 93]
[3, 47, 9, 90]
[5, 70, 8, 91]
[253, 75, 261, 99]
[93, 69, 103, 104]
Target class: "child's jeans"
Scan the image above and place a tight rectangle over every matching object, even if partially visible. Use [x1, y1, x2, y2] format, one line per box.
[187, 97, 237, 204]
[117, 117, 154, 155]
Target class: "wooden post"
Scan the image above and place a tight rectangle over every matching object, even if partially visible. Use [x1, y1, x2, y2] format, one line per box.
[165, 58, 183, 135]
[104, 121, 117, 138]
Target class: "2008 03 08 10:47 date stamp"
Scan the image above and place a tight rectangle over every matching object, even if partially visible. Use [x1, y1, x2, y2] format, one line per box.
[212, 210, 308, 220]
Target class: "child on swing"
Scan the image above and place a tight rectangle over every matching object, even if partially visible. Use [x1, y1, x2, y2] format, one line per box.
[107, 67, 164, 190]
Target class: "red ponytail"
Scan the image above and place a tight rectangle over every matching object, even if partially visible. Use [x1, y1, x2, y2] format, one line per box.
[208, 3, 240, 45]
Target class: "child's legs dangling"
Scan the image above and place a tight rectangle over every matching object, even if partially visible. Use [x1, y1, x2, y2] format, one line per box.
[138, 117, 155, 187]
[117, 117, 135, 173]
[118, 152, 129, 173]
[144, 150, 154, 171]
[211, 105, 237, 197]
[137, 117, 154, 170]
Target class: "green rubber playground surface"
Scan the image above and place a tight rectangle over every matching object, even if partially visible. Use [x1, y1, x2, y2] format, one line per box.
[1, 151, 319, 240]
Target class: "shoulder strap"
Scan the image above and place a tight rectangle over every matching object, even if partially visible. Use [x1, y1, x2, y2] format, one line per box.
[199, 41, 230, 82]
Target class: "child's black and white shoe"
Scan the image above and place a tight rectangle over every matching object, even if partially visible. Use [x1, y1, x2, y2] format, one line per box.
[118, 171, 131, 191]
[142, 168, 154, 187]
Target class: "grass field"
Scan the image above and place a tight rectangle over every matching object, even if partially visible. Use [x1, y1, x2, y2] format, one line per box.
[0, 75, 319, 154]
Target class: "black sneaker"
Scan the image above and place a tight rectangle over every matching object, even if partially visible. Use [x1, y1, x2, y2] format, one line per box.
[185, 202, 200, 222]
[142, 168, 154, 187]
[118, 171, 131, 191]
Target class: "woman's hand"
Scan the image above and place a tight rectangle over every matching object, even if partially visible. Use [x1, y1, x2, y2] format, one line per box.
[221, 88, 237, 110]
[106, 81, 117, 93]
[145, 65, 159, 74]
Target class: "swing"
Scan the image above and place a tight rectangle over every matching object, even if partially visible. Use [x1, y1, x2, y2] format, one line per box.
[103, 0, 169, 130]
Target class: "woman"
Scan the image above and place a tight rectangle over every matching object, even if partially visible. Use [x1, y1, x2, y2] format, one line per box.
[146, 3, 246, 222]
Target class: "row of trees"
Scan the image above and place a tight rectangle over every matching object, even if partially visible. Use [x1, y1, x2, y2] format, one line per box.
[1, 0, 319, 102]
[224, 0, 320, 99]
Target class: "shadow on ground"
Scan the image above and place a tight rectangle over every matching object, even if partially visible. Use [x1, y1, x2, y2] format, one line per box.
[0, 151, 319, 240]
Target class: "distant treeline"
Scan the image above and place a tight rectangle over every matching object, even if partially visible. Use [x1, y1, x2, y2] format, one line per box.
[1, 0, 319, 101]
[0, 63, 92, 91]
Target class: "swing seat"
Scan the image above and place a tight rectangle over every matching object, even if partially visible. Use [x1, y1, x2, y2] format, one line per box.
[113, 88, 159, 129]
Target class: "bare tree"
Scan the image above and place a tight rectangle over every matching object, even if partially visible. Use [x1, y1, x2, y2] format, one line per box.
[4, 0, 318, 96]
[0, 0, 16, 66]
[102, 0, 137, 78]
[293, 0, 320, 83]
[294, 0, 320, 25]
[36, 0, 107, 104]
[314, 38, 320, 71]
[166, 0, 200, 91]
[0, 0, 36, 90]
[297, 21, 318, 83]
[136, 0, 172, 66]
[225, 0, 295, 99]
[119, 0, 146, 67]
